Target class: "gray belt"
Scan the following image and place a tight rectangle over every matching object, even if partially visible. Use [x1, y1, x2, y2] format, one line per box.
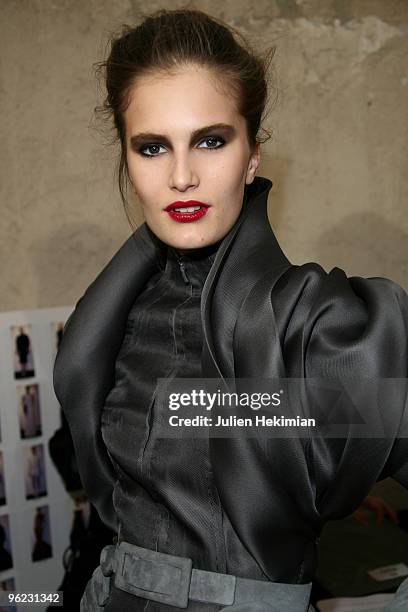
[98, 541, 312, 610]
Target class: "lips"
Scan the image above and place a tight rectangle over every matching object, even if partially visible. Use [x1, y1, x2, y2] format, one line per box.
[164, 200, 210, 211]
[164, 200, 211, 223]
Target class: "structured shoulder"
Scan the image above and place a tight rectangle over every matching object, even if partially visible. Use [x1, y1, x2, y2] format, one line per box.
[268, 261, 408, 378]
[272, 260, 408, 315]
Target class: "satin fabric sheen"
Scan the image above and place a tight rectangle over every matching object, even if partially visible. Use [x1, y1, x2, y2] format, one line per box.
[101, 243, 267, 610]
[54, 176, 408, 592]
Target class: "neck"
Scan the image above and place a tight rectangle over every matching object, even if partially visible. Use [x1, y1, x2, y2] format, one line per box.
[173, 240, 222, 260]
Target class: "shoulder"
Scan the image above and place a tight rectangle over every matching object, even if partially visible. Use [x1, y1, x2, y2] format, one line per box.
[272, 261, 408, 317]
[268, 261, 408, 377]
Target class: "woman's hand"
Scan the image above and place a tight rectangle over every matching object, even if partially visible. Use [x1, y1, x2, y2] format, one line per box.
[352, 495, 399, 527]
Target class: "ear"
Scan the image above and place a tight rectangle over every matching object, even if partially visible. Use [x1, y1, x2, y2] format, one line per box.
[245, 142, 261, 185]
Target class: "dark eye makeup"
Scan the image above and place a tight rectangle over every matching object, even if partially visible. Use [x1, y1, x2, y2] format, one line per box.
[137, 135, 226, 158]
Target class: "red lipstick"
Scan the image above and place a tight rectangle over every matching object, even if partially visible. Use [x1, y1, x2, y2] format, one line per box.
[164, 200, 210, 223]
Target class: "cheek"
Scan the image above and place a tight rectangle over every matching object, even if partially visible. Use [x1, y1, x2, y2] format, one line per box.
[127, 165, 159, 206]
[215, 179, 246, 213]
[209, 153, 247, 183]
[138, 198, 158, 223]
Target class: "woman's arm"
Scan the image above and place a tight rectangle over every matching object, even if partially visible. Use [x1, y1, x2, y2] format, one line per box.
[53, 303, 118, 532]
[271, 264, 408, 516]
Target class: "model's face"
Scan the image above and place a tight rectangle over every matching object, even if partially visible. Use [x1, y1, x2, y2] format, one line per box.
[124, 64, 260, 250]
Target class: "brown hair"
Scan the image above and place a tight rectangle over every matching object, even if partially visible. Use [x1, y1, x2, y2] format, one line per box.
[94, 6, 276, 218]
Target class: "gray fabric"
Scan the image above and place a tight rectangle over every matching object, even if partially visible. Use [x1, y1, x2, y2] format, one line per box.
[230, 576, 311, 610]
[80, 564, 111, 611]
[190, 569, 236, 605]
[220, 604, 316, 611]
[114, 541, 193, 607]
[55, 175, 408, 589]
[382, 577, 408, 611]
[81, 542, 312, 611]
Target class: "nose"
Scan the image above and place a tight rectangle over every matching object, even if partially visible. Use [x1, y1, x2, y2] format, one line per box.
[168, 150, 199, 192]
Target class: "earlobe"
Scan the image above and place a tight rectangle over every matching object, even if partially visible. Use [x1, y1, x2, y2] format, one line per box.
[245, 167, 256, 185]
[245, 143, 260, 184]
[246, 157, 260, 185]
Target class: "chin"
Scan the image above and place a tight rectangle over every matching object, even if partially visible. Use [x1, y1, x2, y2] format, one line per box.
[155, 224, 223, 250]
[166, 234, 215, 250]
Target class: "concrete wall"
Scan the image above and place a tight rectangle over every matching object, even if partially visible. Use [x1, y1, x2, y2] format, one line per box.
[1, 0, 407, 311]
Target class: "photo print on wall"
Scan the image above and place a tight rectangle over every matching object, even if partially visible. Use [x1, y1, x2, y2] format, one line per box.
[0, 577, 16, 612]
[17, 384, 42, 439]
[51, 321, 65, 357]
[0, 515, 12, 572]
[23, 444, 47, 500]
[0, 454, 6, 507]
[10, 325, 35, 379]
[31, 505, 52, 563]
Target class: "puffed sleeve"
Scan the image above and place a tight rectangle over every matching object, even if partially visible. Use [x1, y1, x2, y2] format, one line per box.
[378, 410, 408, 489]
[52, 225, 160, 533]
[273, 264, 408, 517]
[53, 301, 118, 532]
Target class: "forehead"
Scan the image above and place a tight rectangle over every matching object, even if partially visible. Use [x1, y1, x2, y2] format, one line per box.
[124, 65, 244, 134]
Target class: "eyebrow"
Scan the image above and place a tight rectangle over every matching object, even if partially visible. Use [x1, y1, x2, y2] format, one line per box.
[129, 123, 236, 148]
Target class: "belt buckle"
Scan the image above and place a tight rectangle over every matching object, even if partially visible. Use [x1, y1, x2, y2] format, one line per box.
[114, 542, 193, 608]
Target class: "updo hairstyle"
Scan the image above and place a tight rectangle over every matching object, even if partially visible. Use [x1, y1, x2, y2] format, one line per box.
[94, 7, 276, 215]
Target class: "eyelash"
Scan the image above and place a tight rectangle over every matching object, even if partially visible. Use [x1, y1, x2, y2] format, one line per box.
[138, 136, 226, 158]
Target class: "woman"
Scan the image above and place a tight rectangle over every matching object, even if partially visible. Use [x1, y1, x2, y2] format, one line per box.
[53, 8, 408, 612]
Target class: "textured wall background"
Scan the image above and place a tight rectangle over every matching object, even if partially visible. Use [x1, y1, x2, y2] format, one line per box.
[1, 0, 407, 311]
